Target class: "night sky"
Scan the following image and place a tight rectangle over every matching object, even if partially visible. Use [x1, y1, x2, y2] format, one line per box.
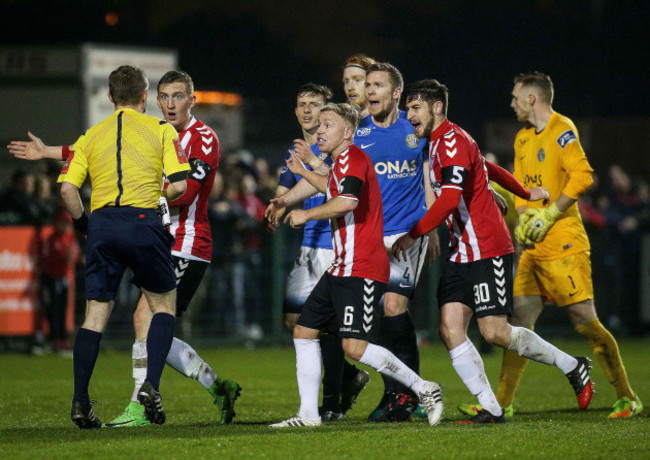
[2, 0, 648, 146]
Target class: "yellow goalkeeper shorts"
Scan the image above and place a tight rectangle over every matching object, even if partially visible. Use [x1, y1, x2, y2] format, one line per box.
[514, 250, 593, 307]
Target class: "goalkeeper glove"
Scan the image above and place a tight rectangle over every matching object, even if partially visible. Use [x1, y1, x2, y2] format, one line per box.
[514, 222, 534, 247]
[522, 203, 562, 242]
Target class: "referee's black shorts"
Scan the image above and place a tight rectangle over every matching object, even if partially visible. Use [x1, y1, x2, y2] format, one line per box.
[85, 207, 176, 301]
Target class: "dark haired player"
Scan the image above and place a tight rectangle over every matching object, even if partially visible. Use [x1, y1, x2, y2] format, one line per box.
[392, 79, 593, 423]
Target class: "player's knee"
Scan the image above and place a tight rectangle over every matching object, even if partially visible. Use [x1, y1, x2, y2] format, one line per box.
[383, 296, 408, 317]
[342, 340, 364, 362]
[480, 328, 502, 346]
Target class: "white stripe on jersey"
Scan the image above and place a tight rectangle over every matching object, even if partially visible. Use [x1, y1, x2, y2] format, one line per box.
[170, 117, 205, 261]
[331, 218, 343, 277]
[461, 207, 481, 261]
[449, 215, 466, 263]
[450, 195, 481, 263]
[342, 211, 355, 277]
[180, 196, 199, 255]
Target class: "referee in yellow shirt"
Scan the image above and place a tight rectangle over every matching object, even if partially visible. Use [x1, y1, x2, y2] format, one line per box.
[59, 65, 191, 429]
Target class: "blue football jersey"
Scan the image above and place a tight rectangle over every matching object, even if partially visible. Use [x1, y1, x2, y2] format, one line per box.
[278, 143, 333, 249]
[353, 112, 428, 236]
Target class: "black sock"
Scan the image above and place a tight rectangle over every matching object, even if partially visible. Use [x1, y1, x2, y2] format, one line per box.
[376, 315, 396, 394]
[73, 328, 102, 404]
[385, 312, 420, 395]
[320, 333, 344, 412]
[342, 360, 359, 381]
[145, 313, 176, 391]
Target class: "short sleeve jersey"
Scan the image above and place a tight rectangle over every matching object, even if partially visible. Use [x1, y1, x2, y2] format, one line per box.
[428, 119, 513, 262]
[513, 112, 592, 260]
[169, 117, 220, 262]
[353, 112, 427, 236]
[278, 143, 333, 249]
[327, 145, 389, 283]
[59, 108, 190, 212]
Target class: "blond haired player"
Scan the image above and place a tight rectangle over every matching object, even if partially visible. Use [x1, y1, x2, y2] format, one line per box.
[459, 72, 642, 419]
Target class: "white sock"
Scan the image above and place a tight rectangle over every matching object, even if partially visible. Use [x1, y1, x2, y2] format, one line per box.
[294, 338, 322, 421]
[166, 337, 217, 390]
[131, 338, 147, 402]
[359, 342, 426, 394]
[449, 339, 500, 415]
[509, 326, 578, 373]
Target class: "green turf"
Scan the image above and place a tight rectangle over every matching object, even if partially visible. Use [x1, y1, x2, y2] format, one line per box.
[1, 339, 648, 459]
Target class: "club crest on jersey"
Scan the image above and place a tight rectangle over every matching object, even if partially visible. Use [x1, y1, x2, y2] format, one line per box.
[405, 134, 419, 148]
[556, 130, 577, 148]
[537, 148, 545, 162]
[356, 127, 372, 137]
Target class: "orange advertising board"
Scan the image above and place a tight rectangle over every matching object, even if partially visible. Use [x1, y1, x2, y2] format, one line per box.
[0, 226, 76, 336]
[0, 226, 40, 335]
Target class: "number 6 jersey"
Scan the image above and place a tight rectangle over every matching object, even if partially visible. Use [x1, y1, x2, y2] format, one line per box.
[428, 119, 512, 263]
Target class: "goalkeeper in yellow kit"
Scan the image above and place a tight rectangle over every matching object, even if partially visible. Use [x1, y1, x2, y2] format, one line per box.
[460, 72, 642, 418]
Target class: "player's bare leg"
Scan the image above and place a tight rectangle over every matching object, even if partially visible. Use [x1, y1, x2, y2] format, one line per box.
[271, 325, 443, 428]
[492, 296, 544, 413]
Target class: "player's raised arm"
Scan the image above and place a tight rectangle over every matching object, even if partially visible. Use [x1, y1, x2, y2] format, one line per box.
[8, 132, 69, 161]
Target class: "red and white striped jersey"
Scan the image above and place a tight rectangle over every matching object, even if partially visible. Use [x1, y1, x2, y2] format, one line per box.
[327, 145, 389, 283]
[169, 117, 220, 262]
[428, 119, 513, 263]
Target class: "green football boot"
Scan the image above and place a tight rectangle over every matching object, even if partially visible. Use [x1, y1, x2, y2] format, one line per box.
[413, 404, 428, 419]
[105, 401, 150, 428]
[457, 403, 514, 419]
[208, 378, 242, 424]
[609, 394, 644, 418]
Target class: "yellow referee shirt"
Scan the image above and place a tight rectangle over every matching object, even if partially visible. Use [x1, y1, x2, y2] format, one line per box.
[513, 112, 593, 260]
[58, 108, 190, 213]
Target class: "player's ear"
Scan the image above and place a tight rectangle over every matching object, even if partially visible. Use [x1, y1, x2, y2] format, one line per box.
[141, 90, 149, 105]
[189, 93, 197, 109]
[393, 85, 402, 100]
[107, 90, 114, 104]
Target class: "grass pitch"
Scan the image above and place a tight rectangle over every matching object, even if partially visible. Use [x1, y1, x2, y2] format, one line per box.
[1, 339, 648, 459]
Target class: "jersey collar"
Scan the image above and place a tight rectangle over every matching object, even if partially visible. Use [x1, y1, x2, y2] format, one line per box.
[429, 118, 452, 142]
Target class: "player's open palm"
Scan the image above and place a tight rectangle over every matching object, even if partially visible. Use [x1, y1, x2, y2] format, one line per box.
[8, 132, 46, 160]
